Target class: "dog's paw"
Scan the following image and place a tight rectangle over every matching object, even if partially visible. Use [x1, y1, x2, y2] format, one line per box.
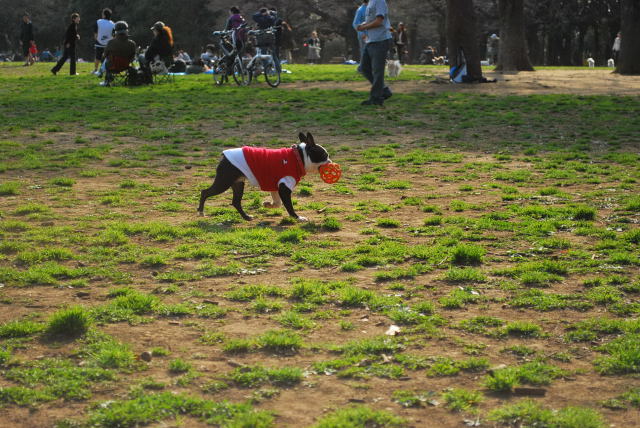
[197, 211, 204, 217]
[296, 216, 308, 222]
[242, 214, 254, 221]
[263, 201, 274, 208]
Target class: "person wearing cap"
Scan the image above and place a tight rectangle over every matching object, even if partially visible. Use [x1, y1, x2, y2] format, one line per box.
[143, 21, 174, 68]
[104, 21, 136, 64]
[100, 21, 137, 85]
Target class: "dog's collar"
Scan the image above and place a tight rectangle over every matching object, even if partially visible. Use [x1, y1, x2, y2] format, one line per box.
[292, 144, 306, 177]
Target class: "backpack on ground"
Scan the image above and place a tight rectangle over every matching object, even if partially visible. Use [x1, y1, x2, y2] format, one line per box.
[450, 46, 467, 83]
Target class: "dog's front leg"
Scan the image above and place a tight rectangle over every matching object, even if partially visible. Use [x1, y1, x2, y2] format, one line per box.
[231, 181, 253, 221]
[278, 183, 306, 221]
[263, 192, 282, 208]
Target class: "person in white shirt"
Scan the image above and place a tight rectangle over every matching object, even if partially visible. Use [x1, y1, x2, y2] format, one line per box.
[612, 32, 621, 63]
[177, 49, 192, 64]
[94, 8, 115, 74]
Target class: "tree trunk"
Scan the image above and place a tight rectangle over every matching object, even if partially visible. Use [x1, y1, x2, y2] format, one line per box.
[495, 0, 533, 71]
[409, 16, 419, 64]
[616, 0, 640, 74]
[447, 0, 482, 80]
[526, 23, 542, 66]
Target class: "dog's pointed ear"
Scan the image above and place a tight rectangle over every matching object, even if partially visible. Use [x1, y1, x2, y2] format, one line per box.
[298, 132, 307, 143]
[306, 132, 316, 146]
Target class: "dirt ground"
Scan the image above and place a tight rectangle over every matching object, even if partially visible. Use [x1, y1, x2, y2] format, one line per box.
[284, 68, 640, 96]
[0, 68, 639, 427]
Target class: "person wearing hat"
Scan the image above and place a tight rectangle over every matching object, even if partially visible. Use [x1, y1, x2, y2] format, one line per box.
[143, 21, 174, 69]
[104, 21, 136, 64]
[100, 21, 137, 85]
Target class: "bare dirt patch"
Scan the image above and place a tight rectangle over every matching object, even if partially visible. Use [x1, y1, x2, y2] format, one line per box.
[283, 68, 640, 96]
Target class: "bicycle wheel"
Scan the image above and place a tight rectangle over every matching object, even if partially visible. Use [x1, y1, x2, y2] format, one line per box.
[213, 61, 226, 85]
[232, 57, 248, 86]
[264, 62, 281, 88]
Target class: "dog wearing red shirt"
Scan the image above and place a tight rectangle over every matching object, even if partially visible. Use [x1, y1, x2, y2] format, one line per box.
[198, 132, 332, 221]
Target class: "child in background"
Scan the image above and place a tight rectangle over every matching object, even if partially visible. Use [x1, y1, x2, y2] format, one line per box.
[28, 41, 38, 65]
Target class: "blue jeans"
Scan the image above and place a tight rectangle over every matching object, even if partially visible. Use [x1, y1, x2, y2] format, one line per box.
[357, 36, 366, 72]
[361, 39, 391, 103]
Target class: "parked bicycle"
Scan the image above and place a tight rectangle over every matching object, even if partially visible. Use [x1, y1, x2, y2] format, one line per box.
[245, 27, 280, 87]
[211, 27, 248, 86]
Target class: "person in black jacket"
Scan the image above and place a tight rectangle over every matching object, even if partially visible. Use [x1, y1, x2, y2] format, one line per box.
[51, 13, 80, 75]
[144, 21, 174, 65]
[20, 12, 35, 66]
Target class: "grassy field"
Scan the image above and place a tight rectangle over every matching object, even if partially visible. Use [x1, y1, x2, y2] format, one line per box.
[0, 62, 639, 428]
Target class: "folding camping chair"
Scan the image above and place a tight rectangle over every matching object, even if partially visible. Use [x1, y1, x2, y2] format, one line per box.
[105, 55, 133, 86]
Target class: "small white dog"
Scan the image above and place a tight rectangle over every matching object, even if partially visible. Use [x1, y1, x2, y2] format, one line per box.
[587, 57, 595, 68]
[386, 59, 402, 78]
[607, 58, 615, 68]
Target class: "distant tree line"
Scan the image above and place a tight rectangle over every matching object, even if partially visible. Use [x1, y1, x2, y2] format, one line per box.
[1, 0, 636, 73]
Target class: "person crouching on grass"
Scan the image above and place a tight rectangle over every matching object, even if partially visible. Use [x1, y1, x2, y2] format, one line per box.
[51, 13, 80, 76]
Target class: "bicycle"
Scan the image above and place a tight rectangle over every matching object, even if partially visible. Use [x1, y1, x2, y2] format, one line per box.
[245, 27, 281, 88]
[211, 27, 248, 86]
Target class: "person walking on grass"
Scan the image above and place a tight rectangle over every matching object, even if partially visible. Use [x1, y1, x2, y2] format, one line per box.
[356, 0, 392, 106]
[93, 8, 115, 75]
[51, 13, 80, 76]
[20, 12, 35, 67]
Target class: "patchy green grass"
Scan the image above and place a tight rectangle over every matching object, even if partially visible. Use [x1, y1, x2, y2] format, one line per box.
[0, 64, 639, 427]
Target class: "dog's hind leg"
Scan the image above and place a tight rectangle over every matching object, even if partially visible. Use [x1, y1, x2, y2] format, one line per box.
[263, 191, 282, 208]
[231, 181, 252, 220]
[198, 157, 241, 215]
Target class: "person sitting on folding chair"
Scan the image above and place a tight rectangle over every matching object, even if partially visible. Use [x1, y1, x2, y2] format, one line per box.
[101, 21, 136, 86]
[140, 21, 174, 79]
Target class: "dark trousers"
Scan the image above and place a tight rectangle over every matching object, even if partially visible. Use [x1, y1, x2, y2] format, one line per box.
[396, 44, 406, 64]
[361, 39, 391, 103]
[272, 45, 281, 73]
[52, 45, 76, 74]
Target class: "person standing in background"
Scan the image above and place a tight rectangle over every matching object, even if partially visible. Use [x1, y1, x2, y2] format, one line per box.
[93, 8, 115, 75]
[279, 20, 295, 64]
[356, 0, 393, 106]
[612, 32, 621, 63]
[395, 22, 408, 64]
[352, 0, 369, 71]
[51, 13, 81, 76]
[306, 31, 321, 64]
[20, 12, 35, 67]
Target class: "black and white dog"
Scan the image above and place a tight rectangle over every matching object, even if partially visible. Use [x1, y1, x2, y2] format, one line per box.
[198, 132, 331, 221]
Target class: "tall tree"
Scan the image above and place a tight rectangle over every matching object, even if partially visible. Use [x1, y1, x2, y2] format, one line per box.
[616, 0, 640, 74]
[495, 0, 533, 71]
[447, 0, 482, 80]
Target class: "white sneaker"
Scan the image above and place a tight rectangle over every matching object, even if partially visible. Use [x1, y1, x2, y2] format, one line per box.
[99, 81, 108, 86]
